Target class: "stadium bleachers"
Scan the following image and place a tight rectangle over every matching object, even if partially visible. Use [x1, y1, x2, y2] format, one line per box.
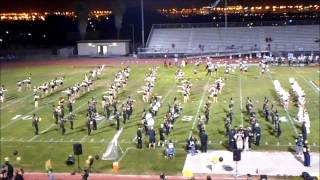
[145, 25, 320, 54]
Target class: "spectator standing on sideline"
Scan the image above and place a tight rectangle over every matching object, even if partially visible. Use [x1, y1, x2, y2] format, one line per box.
[303, 141, 311, 167]
[302, 121, 307, 141]
[47, 170, 54, 180]
[137, 126, 143, 149]
[255, 123, 261, 146]
[200, 131, 208, 153]
[32, 114, 40, 135]
[82, 169, 89, 180]
[4, 158, 14, 180]
[295, 134, 304, 157]
[13, 168, 24, 180]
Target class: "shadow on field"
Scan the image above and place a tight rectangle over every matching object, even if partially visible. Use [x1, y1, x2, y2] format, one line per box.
[221, 140, 229, 149]
[266, 124, 275, 135]
[258, 109, 265, 117]
[65, 128, 86, 135]
[41, 127, 58, 135]
[6, 96, 18, 101]
[288, 146, 295, 153]
[218, 129, 225, 136]
[123, 124, 138, 129]
[289, 148, 304, 165]
[269, 89, 278, 102]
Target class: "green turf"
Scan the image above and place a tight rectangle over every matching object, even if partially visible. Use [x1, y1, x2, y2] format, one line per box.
[0, 63, 319, 175]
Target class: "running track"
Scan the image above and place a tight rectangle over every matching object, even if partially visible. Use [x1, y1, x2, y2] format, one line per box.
[21, 173, 248, 180]
[0, 57, 262, 68]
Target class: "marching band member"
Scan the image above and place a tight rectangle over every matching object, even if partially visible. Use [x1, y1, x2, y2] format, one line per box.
[34, 93, 40, 108]
[0, 85, 7, 103]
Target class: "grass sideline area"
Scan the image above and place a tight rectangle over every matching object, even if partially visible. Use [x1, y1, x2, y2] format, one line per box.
[0, 61, 319, 175]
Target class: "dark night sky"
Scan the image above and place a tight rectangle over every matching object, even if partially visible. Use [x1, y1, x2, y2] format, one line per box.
[0, 0, 319, 12]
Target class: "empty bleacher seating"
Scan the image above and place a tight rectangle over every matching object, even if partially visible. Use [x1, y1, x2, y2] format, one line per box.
[146, 25, 319, 54]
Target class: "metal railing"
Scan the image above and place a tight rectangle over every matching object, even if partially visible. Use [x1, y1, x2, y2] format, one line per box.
[138, 43, 319, 55]
[151, 20, 320, 29]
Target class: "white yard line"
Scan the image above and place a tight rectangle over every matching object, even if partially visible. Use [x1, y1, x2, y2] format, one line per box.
[1, 139, 318, 148]
[0, 120, 19, 130]
[0, 94, 33, 110]
[131, 84, 176, 142]
[126, 68, 176, 143]
[101, 128, 124, 160]
[40, 124, 56, 134]
[188, 79, 210, 138]
[118, 147, 135, 162]
[0, 98, 56, 130]
[291, 67, 320, 96]
[26, 93, 96, 142]
[1, 77, 109, 130]
[131, 136, 137, 143]
[1, 82, 106, 132]
[267, 73, 298, 136]
[239, 72, 244, 125]
[310, 80, 320, 93]
[28, 124, 56, 141]
[79, 119, 107, 142]
[283, 109, 298, 135]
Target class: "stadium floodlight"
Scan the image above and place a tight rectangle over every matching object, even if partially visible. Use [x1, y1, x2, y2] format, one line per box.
[210, 0, 221, 8]
[210, 0, 228, 28]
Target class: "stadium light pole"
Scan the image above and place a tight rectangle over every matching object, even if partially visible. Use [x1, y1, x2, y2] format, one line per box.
[130, 24, 135, 52]
[224, 0, 228, 28]
[141, 0, 145, 48]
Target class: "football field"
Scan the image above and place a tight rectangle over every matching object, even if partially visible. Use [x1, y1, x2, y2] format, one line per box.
[0, 59, 319, 175]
